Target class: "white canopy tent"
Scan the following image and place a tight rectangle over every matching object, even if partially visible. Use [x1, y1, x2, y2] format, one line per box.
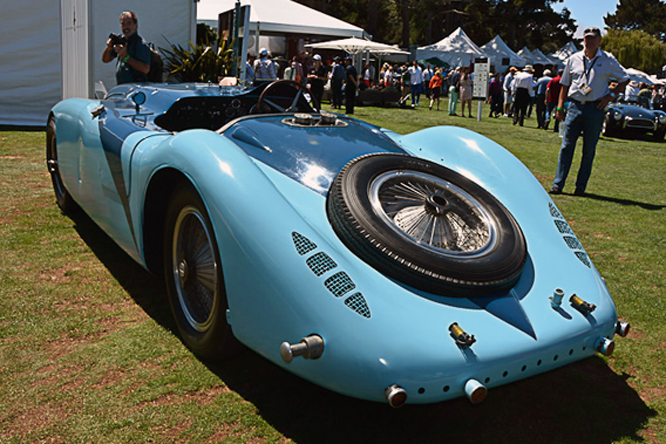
[416, 27, 487, 68]
[532, 48, 560, 66]
[197, 0, 366, 39]
[550, 41, 579, 62]
[626, 68, 657, 85]
[480, 35, 527, 71]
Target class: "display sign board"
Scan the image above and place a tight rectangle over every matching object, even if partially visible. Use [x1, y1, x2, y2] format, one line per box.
[473, 57, 490, 100]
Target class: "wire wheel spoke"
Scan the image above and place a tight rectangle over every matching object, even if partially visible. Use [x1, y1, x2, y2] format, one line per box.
[371, 171, 494, 256]
[174, 208, 218, 331]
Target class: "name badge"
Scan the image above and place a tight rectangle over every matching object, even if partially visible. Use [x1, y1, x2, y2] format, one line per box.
[580, 82, 592, 96]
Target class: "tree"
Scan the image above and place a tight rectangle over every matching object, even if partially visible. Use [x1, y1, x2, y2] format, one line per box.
[601, 29, 666, 74]
[604, 0, 666, 42]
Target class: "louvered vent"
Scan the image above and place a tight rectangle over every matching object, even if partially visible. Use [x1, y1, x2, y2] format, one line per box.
[563, 236, 583, 250]
[548, 203, 591, 268]
[549, 202, 564, 219]
[306, 252, 337, 276]
[324, 272, 356, 298]
[292, 232, 317, 256]
[344, 293, 371, 318]
[554, 220, 573, 234]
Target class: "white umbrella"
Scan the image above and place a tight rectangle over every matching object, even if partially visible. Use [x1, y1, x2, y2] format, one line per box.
[626, 68, 655, 85]
[305, 36, 408, 56]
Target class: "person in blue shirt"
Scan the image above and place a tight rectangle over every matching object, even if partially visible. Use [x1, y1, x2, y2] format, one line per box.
[535, 69, 552, 129]
[102, 11, 151, 85]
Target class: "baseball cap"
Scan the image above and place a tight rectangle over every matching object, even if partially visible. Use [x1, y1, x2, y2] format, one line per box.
[313, 54, 322, 61]
[583, 27, 601, 38]
[259, 47, 268, 56]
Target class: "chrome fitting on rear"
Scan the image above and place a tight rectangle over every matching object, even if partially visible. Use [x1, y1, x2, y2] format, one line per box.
[449, 322, 476, 348]
[280, 334, 324, 363]
[385, 384, 408, 408]
[616, 321, 631, 337]
[570, 294, 596, 316]
[464, 379, 488, 404]
[596, 337, 615, 356]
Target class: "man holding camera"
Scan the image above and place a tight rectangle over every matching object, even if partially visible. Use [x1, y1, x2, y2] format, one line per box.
[102, 11, 150, 84]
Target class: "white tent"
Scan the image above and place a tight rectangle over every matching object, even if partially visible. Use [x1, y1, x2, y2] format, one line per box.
[626, 68, 656, 85]
[480, 35, 527, 70]
[1, 0, 195, 126]
[416, 27, 487, 68]
[305, 37, 408, 56]
[550, 41, 579, 62]
[197, 0, 365, 39]
[532, 48, 559, 66]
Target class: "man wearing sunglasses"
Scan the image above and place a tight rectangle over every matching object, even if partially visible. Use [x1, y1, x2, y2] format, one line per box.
[549, 27, 629, 196]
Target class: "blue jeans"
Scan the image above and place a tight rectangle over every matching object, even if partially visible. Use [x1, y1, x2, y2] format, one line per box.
[553, 101, 606, 192]
[448, 87, 459, 114]
[410, 83, 421, 105]
[546, 102, 559, 131]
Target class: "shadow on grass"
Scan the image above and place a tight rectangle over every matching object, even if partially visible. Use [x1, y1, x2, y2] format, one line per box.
[68, 208, 656, 444]
[562, 192, 666, 211]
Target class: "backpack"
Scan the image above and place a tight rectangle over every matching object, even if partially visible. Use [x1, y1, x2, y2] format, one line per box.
[147, 43, 164, 83]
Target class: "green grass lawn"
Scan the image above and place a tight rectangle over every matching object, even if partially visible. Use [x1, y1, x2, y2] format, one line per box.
[1, 100, 665, 443]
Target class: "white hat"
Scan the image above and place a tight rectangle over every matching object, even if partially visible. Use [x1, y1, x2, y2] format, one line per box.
[313, 54, 322, 61]
[259, 47, 268, 56]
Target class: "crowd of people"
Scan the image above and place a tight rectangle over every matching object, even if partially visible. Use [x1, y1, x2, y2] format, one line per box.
[101, 16, 661, 198]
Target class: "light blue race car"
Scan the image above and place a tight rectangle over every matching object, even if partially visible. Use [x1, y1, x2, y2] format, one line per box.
[47, 80, 629, 407]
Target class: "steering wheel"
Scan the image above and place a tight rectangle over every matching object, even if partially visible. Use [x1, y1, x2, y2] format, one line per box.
[255, 79, 320, 114]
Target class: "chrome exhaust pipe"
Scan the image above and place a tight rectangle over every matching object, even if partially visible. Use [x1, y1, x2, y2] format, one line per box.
[464, 379, 488, 404]
[385, 384, 408, 408]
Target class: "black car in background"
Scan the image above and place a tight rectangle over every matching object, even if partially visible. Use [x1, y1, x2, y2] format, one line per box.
[603, 94, 666, 141]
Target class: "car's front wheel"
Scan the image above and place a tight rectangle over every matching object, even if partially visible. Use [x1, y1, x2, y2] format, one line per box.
[46, 117, 77, 212]
[163, 185, 241, 361]
[653, 128, 665, 142]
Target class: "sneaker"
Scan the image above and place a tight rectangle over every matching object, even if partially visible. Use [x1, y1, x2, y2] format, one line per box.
[574, 188, 585, 196]
[548, 187, 562, 195]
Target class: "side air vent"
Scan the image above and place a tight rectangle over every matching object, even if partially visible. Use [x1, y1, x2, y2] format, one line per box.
[344, 293, 371, 318]
[554, 220, 573, 234]
[324, 272, 356, 298]
[548, 203, 591, 268]
[292, 232, 318, 256]
[306, 252, 337, 277]
[563, 236, 583, 250]
[549, 202, 563, 219]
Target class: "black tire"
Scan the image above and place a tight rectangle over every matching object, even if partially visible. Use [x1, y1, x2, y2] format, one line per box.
[46, 117, 77, 212]
[163, 185, 241, 361]
[327, 154, 527, 296]
[602, 118, 615, 138]
[653, 128, 665, 142]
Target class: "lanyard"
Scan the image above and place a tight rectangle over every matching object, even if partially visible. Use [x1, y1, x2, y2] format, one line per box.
[583, 54, 598, 83]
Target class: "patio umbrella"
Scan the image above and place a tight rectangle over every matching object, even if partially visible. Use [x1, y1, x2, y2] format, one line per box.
[305, 37, 408, 56]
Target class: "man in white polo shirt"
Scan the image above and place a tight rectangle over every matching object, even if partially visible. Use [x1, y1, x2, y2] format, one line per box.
[549, 27, 629, 196]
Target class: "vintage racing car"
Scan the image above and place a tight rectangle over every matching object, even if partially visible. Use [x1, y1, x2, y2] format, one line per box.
[603, 93, 666, 141]
[47, 80, 629, 407]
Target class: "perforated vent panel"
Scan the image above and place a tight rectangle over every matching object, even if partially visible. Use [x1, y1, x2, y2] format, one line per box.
[563, 236, 583, 250]
[549, 202, 564, 219]
[344, 293, 371, 318]
[324, 272, 356, 298]
[306, 252, 337, 276]
[292, 232, 318, 256]
[554, 220, 573, 234]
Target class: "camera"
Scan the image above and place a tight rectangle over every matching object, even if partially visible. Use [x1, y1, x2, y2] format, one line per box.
[109, 33, 127, 46]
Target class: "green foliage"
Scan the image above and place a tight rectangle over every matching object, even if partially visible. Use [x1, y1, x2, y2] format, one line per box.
[196, 23, 218, 46]
[160, 38, 235, 83]
[601, 29, 666, 74]
[604, 0, 666, 42]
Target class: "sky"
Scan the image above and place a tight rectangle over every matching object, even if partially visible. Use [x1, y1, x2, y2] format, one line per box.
[555, 0, 620, 38]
